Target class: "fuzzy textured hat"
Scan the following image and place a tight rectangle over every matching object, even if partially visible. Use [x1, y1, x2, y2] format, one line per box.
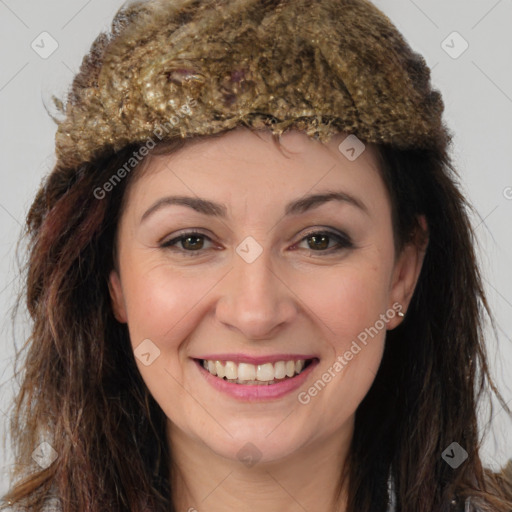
[54, 0, 447, 170]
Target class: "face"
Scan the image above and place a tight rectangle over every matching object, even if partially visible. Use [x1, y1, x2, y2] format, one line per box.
[109, 127, 426, 465]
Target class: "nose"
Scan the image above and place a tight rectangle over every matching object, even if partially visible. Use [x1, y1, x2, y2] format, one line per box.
[215, 245, 298, 341]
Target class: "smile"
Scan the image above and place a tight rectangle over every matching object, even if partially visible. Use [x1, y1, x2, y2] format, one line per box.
[193, 357, 320, 401]
[200, 358, 313, 385]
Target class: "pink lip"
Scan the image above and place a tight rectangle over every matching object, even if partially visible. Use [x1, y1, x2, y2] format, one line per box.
[193, 357, 319, 401]
[195, 353, 317, 365]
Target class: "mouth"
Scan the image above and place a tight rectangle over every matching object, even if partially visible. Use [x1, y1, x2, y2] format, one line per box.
[196, 357, 316, 385]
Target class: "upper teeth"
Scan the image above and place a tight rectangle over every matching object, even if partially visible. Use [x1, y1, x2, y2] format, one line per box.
[202, 359, 307, 381]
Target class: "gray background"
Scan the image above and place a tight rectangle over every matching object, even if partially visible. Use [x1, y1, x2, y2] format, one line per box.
[0, 0, 511, 495]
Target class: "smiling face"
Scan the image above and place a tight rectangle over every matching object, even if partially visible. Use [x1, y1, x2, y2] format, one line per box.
[108, 127, 427, 466]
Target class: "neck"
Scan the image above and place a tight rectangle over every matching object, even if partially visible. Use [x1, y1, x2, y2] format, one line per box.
[167, 419, 353, 512]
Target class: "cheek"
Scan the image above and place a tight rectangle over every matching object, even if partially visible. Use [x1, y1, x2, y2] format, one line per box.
[295, 258, 391, 346]
[297, 263, 390, 424]
[119, 265, 218, 409]
[121, 264, 216, 346]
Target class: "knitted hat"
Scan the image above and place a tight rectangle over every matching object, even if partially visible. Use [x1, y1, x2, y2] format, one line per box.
[54, 0, 447, 170]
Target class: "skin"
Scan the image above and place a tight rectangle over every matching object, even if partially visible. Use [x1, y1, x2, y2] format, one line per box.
[109, 127, 428, 512]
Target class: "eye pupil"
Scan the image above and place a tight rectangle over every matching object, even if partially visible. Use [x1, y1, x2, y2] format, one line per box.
[308, 234, 329, 250]
[182, 235, 203, 250]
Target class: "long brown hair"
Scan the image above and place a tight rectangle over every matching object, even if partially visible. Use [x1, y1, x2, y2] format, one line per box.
[2, 4, 512, 512]
[1, 130, 511, 512]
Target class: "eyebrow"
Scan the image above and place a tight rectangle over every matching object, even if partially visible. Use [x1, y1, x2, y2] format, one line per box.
[140, 190, 369, 224]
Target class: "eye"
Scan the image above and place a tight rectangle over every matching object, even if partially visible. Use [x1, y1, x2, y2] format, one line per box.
[160, 231, 213, 255]
[160, 228, 354, 257]
[296, 229, 354, 253]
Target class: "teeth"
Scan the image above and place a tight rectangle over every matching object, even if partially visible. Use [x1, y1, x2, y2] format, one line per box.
[215, 360, 225, 378]
[285, 360, 295, 377]
[201, 358, 311, 383]
[238, 363, 256, 381]
[256, 363, 274, 381]
[274, 361, 286, 379]
[225, 361, 237, 380]
[207, 360, 217, 375]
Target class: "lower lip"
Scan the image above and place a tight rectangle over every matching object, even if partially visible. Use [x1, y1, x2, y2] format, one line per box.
[194, 358, 319, 401]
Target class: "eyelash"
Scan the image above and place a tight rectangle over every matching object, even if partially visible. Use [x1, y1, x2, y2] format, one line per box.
[160, 229, 354, 257]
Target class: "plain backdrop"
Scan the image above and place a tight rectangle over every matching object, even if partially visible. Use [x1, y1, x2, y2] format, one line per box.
[0, 0, 511, 496]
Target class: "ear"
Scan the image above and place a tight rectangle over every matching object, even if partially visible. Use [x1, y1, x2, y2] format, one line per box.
[108, 269, 128, 323]
[386, 215, 429, 330]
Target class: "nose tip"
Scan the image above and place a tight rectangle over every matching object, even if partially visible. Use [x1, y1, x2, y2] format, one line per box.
[219, 291, 290, 341]
[215, 250, 297, 341]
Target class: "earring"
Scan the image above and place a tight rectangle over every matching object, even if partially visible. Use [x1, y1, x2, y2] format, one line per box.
[398, 311, 405, 317]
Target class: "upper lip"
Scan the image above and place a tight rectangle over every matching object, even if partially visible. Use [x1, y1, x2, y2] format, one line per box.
[194, 354, 318, 365]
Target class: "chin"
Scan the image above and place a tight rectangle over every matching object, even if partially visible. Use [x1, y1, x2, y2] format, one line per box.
[198, 420, 310, 466]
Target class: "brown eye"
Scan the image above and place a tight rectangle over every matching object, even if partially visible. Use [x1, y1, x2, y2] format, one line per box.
[180, 234, 205, 250]
[160, 232, 213, 255]
[299, 230, 354, 253]
[307, 233, 330, 250]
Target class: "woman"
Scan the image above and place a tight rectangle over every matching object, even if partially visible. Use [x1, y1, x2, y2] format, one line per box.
[2, 0, 511, 511]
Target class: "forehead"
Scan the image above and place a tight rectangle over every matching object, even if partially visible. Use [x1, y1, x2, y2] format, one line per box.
[121, 127, 388, 220]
